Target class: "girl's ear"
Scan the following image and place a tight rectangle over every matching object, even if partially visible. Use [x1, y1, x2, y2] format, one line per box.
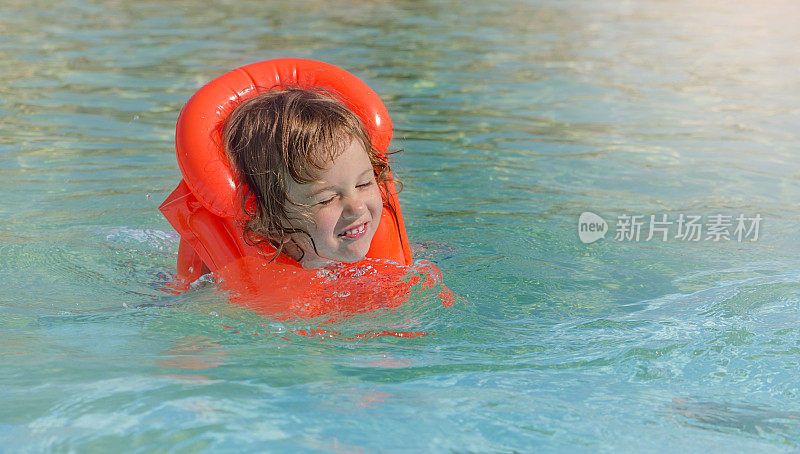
[273, 234, 304, 263]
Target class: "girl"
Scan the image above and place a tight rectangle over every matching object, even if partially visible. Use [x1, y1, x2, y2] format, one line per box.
[222, 87, 396, 269]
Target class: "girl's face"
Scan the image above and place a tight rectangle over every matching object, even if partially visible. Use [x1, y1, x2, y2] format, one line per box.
[284, 138, 383, 269]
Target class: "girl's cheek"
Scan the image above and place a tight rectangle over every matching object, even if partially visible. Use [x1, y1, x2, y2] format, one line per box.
[315, 210, 339, 234]
[370, 189, 382, 211]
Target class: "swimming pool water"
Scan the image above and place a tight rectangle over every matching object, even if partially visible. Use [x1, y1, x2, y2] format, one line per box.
[2, 0, 800, 451]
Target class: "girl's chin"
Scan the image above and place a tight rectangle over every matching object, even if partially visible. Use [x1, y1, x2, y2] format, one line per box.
[333, 247, 372, 265]
[336, 247, 369, 264]
[299, 248, 370, 269]
[296, 233, 375, 269]
[336, 232, 375, 258]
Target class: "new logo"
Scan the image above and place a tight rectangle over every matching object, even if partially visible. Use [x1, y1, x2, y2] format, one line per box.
[578, 212, 608, 244]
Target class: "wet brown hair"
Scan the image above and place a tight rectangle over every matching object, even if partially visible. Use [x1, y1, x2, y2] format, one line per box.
[222, 86, 394, 262]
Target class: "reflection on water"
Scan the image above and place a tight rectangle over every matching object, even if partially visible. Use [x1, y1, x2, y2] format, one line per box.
[667, 397, 800, 444]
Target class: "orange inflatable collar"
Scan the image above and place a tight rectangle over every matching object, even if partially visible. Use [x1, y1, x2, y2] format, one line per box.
[160, 58, 412, 286]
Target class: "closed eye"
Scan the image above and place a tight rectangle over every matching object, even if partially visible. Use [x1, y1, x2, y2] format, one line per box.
[357, 181, 373, 189]
[317, 196, 335, 206]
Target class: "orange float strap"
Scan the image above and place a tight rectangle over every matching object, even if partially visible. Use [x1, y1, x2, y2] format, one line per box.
[160, 58, 413, 288]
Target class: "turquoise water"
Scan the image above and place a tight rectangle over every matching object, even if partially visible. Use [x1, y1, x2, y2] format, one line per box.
[3, 0, 800, 451]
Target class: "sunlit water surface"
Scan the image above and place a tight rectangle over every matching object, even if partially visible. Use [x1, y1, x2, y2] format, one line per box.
[2, 0, 800, 451]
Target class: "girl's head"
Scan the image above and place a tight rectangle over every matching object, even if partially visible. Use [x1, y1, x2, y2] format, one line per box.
[222, 87, 391, 268]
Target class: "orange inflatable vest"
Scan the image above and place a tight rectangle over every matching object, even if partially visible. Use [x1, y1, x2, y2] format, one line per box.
[160, 58, 413, 288]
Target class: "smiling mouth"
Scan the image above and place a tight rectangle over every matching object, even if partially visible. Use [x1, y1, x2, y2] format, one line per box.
[338, 222, 368, 239]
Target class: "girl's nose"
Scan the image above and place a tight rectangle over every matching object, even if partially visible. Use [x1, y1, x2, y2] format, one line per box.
[342, 193, 366, 218]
